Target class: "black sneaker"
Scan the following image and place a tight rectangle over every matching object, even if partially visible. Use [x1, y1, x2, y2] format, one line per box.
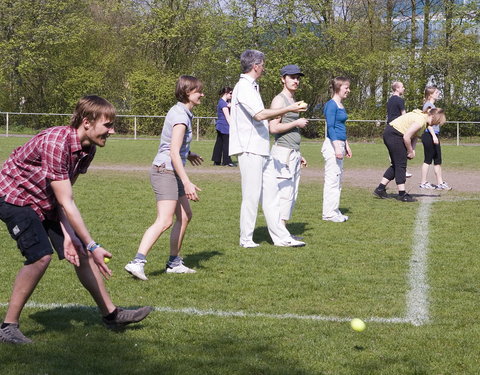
[103, 306, 153, 328]
[0, 324, 33, 344]
[373, 187, 388, 199]
[396, 193, 417, 202]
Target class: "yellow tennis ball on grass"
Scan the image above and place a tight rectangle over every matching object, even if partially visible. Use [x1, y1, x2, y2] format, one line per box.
[350, 318, 366, 332]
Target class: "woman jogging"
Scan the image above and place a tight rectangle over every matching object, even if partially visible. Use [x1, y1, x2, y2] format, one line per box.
[322, 76, 352, 222]
[419, 86, 451, 191]
[373, 107, 447, 202]
[125, 76, 204, 280]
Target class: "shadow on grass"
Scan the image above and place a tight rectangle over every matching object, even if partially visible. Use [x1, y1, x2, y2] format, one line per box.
[1, 314, 311, 375]
[29, 306, 149, 332]
[255, 222, 310, 244]
[148, 250, 223, 276]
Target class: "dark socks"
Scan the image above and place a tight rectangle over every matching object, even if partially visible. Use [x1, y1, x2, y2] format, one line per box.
[399, 190, 406, 196]
[377, 183, 387, 191]
[103, 308, 118, 320]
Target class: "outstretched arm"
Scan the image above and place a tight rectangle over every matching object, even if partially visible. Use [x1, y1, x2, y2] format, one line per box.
[51, 179, 112, 277]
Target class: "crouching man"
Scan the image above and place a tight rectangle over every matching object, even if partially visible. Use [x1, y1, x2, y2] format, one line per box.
[0, 96, 152, 344]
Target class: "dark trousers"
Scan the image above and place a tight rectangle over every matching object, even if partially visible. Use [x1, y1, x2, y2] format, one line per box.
[421, 132, 442, 165]
[382, 125, 408, 185]
[211, 131, 232, 165]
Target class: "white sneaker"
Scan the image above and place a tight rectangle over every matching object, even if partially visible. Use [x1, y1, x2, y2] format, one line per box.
[323, 215, 347, 223]
[165, 262, 196, 274]
[406, 171, 413, 178]
[125, 259, 148, 281]
[240, 240, 260, 248]
[419, 182, 436, 189]
[436, 182, 452, 191]
[275, 238, 306, 247]
[291, 235, 304, 241]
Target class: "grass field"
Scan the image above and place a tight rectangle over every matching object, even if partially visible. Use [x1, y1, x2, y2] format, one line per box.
[0, 137, 479, 374]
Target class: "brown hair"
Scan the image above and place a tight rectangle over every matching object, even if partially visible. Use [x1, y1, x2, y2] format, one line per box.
[330, 76, 350, 96]
[424, 85, 438, 103]
[175, 75, 203, 103]
[425, 107, 446, 126]
[69, 95, 116, 129]
[218, 86, 233, 96]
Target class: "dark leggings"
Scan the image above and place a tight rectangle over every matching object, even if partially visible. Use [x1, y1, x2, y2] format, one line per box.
[211, 131, 232, 165]
[421, 132, 442, 165]
[382, 125, 408, 185]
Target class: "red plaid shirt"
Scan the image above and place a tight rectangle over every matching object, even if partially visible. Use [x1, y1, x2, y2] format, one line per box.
[0, 126, 96, 220]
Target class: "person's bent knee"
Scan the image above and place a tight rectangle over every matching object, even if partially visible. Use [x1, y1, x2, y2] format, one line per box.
[27, 253, 52, 268]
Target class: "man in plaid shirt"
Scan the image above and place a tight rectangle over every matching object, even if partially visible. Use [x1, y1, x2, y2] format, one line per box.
[0, 96, 152, 344]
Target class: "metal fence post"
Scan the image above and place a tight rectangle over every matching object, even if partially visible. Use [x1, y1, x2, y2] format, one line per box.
[134, 116, 137, 140]
[6, 112, 9, 137]
[456, 122, 459, 146]
[196, 118, 200, 141]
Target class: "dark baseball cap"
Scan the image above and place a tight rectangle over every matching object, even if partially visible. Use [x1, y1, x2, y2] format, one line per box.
[280, 64, 304, 77]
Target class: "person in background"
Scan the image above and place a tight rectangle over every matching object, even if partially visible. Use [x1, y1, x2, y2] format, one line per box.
[0, 96, 152, 344]
[125, 76, 204, 280]
[373, 108, 447, 202]
[269, 65, 308, 237]
[229, 49, 306, 248]
[322, 77, 352, 222]
[211, 87, 235, 167]
[386, 81, 412, 178]
[419, 86, 452, 191]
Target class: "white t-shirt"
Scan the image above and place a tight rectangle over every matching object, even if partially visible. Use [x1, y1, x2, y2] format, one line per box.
[229, 74, 269, 156]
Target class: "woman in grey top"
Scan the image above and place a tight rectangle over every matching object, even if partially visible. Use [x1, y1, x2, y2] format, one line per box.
[125, 76, 204, 280]
[269, 65, 308, 236]
[419, 86, 451, 190]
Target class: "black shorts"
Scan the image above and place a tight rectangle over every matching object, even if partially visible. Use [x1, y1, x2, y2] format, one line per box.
[421, 132, 442, 165]
[0, 197, 65, 265]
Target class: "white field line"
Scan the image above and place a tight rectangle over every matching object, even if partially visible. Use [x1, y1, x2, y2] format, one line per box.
[0, 301, 410, 324]
[405, 197, 435, 326]
[0, 199, 442, 326]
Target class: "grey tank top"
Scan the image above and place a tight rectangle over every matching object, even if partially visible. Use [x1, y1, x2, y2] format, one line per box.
[274, 93, 301, 151]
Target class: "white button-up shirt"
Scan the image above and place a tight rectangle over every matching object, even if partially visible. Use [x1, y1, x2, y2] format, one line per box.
[229, 74, 270, 156]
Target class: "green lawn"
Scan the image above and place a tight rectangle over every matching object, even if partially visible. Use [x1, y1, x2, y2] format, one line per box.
[0, 138, 479, 374]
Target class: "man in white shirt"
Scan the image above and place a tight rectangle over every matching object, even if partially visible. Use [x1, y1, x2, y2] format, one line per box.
[229, 49, 306, 248]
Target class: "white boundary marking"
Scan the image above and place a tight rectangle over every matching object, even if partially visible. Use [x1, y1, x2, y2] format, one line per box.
[0, 198, 441, 326]
[405, 197, 435, 326]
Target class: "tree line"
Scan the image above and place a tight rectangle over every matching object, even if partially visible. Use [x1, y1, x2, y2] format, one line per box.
[0, 0, 478, 136]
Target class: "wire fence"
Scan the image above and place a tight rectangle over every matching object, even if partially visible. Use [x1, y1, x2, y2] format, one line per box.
[1, 111, 479, 146]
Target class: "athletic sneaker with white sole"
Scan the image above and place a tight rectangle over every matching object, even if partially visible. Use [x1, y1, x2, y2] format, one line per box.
[275, 238, 306, 247]
[323, 215, 347, 223]
[406, 171, 413, 178]
[124, 259, 148, 280]
[166, 262, 196, 274]
[240, 240, 260, 248]
[0, 324, 32, 344]
[419, 182, 436, 189]
[436, 182, 452, 191]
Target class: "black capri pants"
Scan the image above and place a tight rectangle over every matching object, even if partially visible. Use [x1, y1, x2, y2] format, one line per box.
[421, 131, 442, 165]
[382, 125, 408, 185]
